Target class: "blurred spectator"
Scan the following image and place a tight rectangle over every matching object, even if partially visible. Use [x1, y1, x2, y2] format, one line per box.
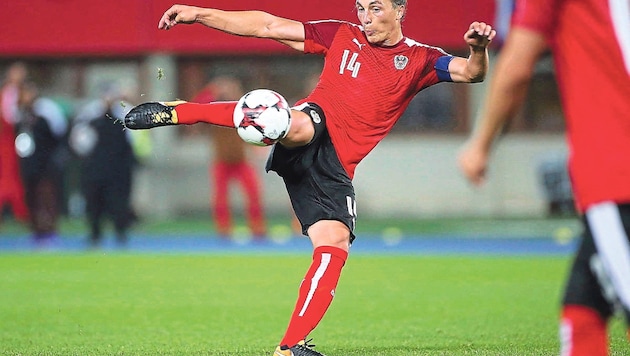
[193, 76, 267, 239]
[15, 81, 68, 245]
[0, 62, 29, 223]
[69, 83, 136, 248]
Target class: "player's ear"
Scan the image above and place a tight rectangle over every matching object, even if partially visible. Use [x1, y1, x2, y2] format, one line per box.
[396, 6, 405, 20]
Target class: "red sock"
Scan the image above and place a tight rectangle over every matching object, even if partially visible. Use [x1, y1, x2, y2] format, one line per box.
[560, 305, 608, 356]
[173, 101, 236, 127]
[280, 246, 348, 347]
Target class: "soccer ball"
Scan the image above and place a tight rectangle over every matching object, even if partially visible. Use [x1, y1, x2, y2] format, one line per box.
[233, 89, 291, 146]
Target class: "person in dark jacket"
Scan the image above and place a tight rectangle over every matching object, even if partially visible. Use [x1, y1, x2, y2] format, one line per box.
[70, 84, 135, 248]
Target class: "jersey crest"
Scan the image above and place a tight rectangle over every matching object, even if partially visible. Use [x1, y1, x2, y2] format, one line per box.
[394, 55, 408, 70]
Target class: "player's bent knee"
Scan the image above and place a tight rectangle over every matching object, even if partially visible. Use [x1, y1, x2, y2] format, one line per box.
[308, 220, 351, 251]
[280, 110, 314, 148]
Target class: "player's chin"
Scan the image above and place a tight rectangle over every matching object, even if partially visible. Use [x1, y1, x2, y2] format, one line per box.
[365, 36, 380, 44]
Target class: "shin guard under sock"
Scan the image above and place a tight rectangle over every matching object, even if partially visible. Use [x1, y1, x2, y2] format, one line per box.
[173, 101, 237, 127]
[280, 246, 348, 347]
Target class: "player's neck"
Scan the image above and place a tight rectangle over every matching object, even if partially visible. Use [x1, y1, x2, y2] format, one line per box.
[381, 31, 404, 47]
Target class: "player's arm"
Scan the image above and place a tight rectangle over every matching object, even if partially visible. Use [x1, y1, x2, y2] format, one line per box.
[158, 5, 306, 51]
[457, 27, 548, 185]
[448, 22, 496, 83]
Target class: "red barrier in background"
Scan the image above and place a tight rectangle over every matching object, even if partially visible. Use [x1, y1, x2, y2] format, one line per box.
[1, 0, 495, 56]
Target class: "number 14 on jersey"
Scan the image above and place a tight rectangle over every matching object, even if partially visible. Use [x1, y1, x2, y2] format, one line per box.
[339, 50, 361, 78]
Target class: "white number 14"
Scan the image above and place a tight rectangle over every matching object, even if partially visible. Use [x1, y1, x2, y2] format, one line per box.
[339, 50, 361, 78]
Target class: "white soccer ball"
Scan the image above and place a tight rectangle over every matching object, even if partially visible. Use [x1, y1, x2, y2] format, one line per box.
[233, 89, 291, 146]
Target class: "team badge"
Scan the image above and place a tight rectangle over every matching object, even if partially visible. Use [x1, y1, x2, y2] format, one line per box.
[394, 55, 408, 70]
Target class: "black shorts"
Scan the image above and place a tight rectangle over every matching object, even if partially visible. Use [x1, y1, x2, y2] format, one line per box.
[266, 103, 356, 241]
[562, 203, 630, 323]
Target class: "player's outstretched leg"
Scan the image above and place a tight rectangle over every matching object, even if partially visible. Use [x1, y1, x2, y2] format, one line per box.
[124, 101, 237, 129]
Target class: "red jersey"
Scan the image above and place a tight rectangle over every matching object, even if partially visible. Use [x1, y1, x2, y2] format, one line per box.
[299, 21, 451, 179]
[512, 0, 630, 212]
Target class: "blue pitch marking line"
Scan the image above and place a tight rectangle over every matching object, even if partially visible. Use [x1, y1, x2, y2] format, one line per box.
[0, 233, 578, 255]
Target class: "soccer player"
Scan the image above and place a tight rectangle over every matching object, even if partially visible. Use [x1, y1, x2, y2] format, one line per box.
[125, 1, 496, 355]
[457, 0, 630, 355]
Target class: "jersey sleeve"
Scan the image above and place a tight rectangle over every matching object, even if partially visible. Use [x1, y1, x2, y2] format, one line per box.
[419, 45, 452, 88]
[303, 20, 346, 54]
[512, 0, 560, 38]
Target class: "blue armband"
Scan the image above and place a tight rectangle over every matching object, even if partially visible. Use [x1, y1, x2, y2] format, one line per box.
[435, 56, 454, 82]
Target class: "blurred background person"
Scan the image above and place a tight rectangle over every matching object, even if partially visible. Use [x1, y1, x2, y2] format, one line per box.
[15, 81, 68, 246]
[69, 82, 136, 248]
[192, 76, 267, 239]
[0, 62, 29, 224]
[457, 0, 630, 354]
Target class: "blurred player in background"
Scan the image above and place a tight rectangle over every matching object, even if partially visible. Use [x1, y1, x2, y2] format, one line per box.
[457, 0, 630, 354]
[15, 81, 68, 246]
[0, 62, 29, 223]
[124, 1, 496, 354]
[192, 76, 267, 239]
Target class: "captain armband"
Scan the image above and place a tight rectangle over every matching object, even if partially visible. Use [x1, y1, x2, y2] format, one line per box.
[435, 56, 454, 82]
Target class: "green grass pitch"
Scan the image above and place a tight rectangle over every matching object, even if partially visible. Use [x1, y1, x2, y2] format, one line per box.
[0, 253, 627, 355]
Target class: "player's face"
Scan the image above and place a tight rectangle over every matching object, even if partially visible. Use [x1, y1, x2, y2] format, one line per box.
[355, 0, 403, 46]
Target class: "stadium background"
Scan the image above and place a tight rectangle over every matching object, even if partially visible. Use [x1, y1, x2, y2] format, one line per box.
[0, 0, 567, 221]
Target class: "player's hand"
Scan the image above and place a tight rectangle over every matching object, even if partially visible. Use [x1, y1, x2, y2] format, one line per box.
[457, 139, 490, 186]
[158, 5, 200, 30]
[464, 22, 496, 50]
